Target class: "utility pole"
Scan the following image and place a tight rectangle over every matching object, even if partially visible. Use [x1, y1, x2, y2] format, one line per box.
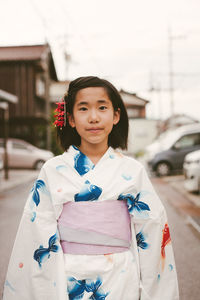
[168, 27, 174, 116]
[149, 71, 162, 120]
[168, 27, 186, 116]
[0, 102, 9, 180]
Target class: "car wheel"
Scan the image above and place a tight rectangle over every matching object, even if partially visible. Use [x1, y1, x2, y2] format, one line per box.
[34, 160, 45, 170]
[156, 162, 171, 176]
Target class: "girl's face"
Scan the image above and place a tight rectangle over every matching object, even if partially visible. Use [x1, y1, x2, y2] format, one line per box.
[68, 87, 120, 150]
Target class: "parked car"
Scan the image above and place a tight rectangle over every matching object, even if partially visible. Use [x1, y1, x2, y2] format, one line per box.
[183, 149, 200, 193]
[145, 123, 200, 176]
[0, 138, 54, 169]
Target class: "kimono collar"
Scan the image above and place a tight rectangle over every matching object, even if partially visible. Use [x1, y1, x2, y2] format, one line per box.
[63, 145, 115, 176]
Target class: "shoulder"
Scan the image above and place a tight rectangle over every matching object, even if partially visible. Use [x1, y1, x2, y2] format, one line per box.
[117, 151, 144, 170]
[42, 154, 64, 170]
[111, 150, 145, 177]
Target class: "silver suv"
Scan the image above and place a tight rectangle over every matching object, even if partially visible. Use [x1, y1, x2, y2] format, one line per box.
[145, 123, 200, 176]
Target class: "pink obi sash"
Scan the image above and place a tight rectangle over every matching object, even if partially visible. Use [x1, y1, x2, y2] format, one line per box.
[57, 200, 131, 255]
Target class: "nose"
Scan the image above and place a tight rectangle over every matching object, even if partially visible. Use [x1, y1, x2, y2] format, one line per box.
[88, 108, 100, 123]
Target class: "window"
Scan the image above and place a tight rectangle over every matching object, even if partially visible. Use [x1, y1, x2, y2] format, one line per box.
[12, 142, 28, 150]
[174, 133, 200, 149]
[36, 73, 46, 97]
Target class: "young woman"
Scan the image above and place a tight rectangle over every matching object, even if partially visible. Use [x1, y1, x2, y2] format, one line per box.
[3, 76, 179, 299]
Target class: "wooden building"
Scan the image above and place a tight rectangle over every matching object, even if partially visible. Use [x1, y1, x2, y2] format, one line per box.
[120, 89, 149, 118]
[0, 44, 58, 149]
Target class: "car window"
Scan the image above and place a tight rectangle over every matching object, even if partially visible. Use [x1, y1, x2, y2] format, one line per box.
[12, 142, 28, 150]
[174, 133, 200, 149]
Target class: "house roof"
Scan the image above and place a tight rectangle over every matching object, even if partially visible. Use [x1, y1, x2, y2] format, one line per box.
[120, 89, 149, 107]
[0, 44, 58, 81]
[0, 44, 48, 61]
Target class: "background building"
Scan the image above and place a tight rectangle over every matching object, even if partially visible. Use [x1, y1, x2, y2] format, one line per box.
[120, 89, 158, 155]
[0, 44, 58, 149]
[120, 89, 149, 118]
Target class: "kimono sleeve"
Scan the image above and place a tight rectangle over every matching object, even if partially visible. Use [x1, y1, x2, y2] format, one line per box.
[3, 167, 68, 300]
[132, 166, 179, 300]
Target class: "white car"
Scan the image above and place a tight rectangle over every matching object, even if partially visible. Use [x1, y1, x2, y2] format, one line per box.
[0, 138, 54, 170]
[183, 149, 200, 193]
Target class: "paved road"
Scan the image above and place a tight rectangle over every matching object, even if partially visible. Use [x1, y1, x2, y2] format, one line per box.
[0, 178, 200, 299]
[0, 181, 34, 297]
[152, 177, 200, 300]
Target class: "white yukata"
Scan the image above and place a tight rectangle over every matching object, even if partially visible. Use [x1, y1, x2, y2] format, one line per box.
[3, 145, 179, 300]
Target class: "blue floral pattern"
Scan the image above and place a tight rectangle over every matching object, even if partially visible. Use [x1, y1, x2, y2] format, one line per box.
[121, 173, 132, 181]
[33, 233, 59, 268]
[67, 276, 109, 300]
[4, 280, 16, 292]
[136, 231, 149, 250]
[29, 179, 49, 222]
[56, 165, 68, 172]
[73, 146, 94, 176]
[118, 191, 150, 217]
[75, 180, 102, 202]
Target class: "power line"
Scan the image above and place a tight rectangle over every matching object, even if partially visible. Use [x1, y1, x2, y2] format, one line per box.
[56, 0, 109, 76]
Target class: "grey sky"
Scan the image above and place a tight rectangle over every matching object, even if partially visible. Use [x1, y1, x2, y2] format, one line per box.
[0, 0, 200, 120]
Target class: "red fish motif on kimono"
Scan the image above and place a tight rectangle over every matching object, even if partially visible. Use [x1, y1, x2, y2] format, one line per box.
[161, 223, 171, 270]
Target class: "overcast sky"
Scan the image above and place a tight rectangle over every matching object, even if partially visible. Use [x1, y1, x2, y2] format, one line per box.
[0, 0, 200, 120]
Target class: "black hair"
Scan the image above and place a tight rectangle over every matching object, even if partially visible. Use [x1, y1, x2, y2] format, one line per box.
[56, 76, 129, 150]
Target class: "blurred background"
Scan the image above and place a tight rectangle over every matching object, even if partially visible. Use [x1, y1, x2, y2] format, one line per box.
[0, 0, 200, 298]
[0, 0, 200, 165]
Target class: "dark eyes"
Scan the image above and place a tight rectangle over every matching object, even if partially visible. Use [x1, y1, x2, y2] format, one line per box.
[99, 105, 107, 110]
[78, 106, 108, 111]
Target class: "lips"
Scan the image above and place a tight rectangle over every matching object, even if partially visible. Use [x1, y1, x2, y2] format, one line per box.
[86, 128, 103, 133]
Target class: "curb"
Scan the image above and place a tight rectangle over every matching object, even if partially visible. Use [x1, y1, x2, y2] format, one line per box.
[163, 176, 200, 234]
[162, 175, 200, 208]
[0, 171, 39, 194]
[186, 216, 200, 234]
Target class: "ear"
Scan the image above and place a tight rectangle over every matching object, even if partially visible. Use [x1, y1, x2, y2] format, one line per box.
[113, 108, 120, 125]
[68, 113, 76, 128]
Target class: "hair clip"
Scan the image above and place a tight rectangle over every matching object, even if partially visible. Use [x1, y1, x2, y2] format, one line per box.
[54, 99, 66, 129]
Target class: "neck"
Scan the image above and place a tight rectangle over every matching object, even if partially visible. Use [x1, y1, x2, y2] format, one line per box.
[79, 142, 109, 164]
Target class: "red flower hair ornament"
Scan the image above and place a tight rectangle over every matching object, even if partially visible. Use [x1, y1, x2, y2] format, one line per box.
[54, 99, 67, 129]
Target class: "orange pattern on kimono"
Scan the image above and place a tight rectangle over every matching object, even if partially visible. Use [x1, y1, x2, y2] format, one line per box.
[161, 223, 171, 270]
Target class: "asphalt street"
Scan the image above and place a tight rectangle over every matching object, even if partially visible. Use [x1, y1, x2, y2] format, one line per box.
[0, 178, 200, 299]
[0, 181, 33, 297]
[152, 177, 200, 300]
